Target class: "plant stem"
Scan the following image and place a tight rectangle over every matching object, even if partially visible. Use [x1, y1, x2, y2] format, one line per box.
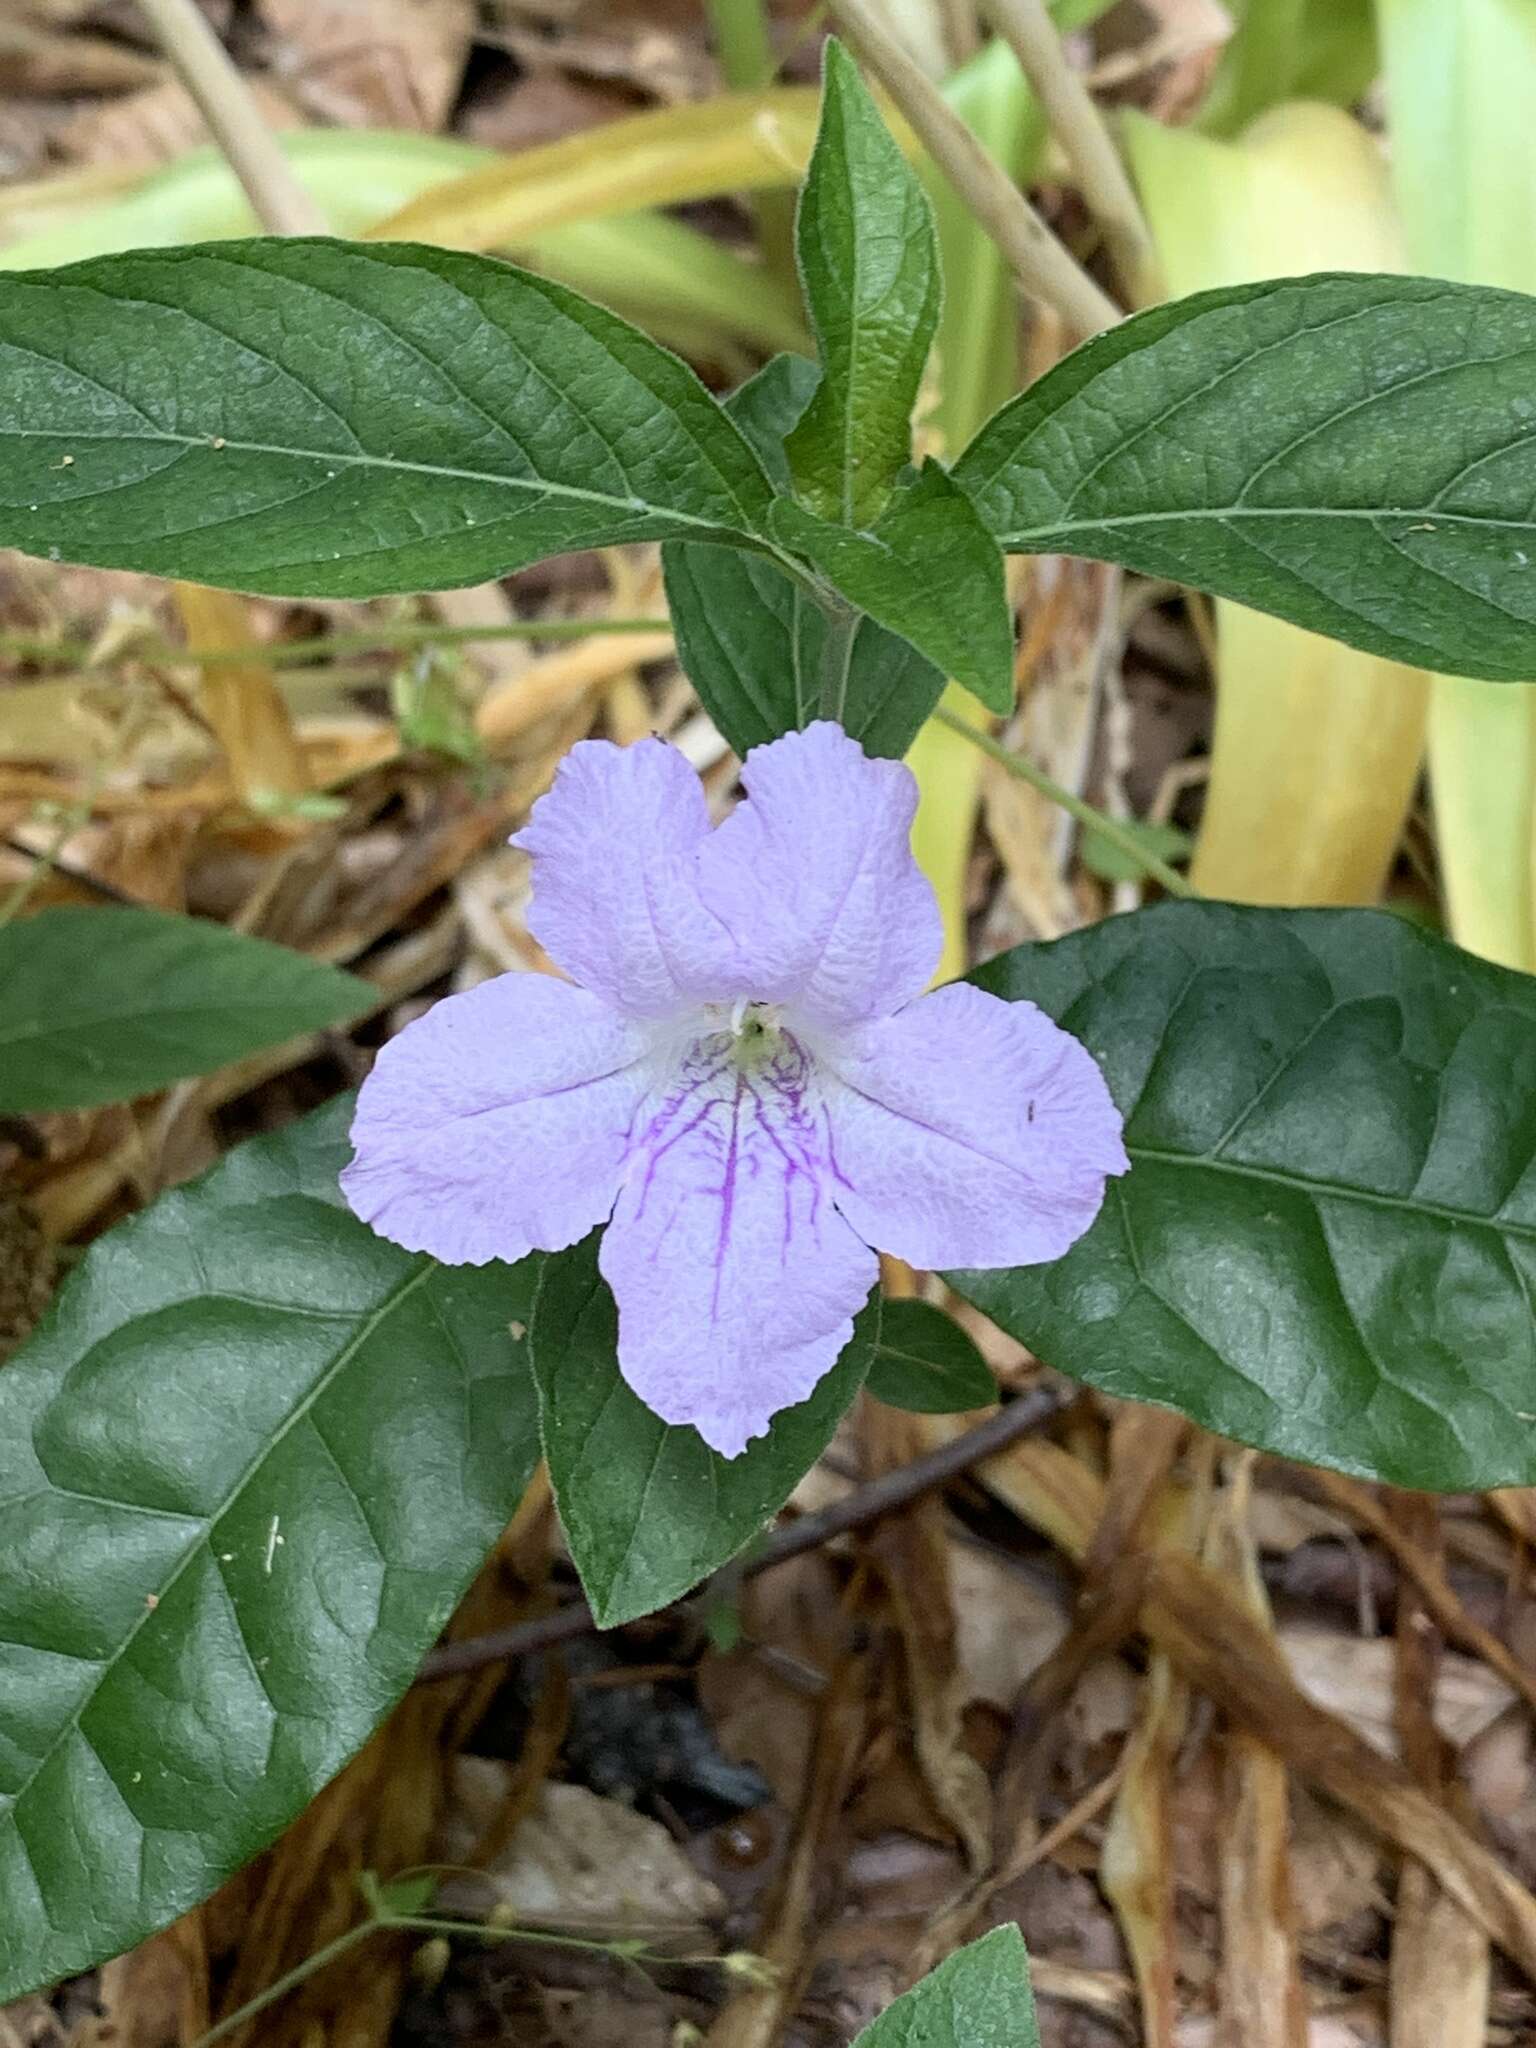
[826, 0, 1121, 338]
[816, 603, 859, 723]
[707, 0, 800, 287]
[136, 0, 325, 236]
[0, 617, 674, 675]
[976, 0, 1156, 302]
[933, 704, 1196, 897]
[188, 1921, 380, 2048]
[186, 1903, 696, 2048]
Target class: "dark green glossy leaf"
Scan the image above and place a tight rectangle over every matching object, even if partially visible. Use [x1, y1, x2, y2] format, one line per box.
[0, 1096, 538, 1999]
[771, 461, 1015, 712]
[721, 352, 822, 485]
[949, 901, 1536, 1490]
[867, 1299, 997, 1414]
[0, 905, 371, 1112]
[956, 273, 1536, 682]
[786, 40, 941, 524]
[530, 1234, 879, 1627]
[663, 541, 950, 756]
[0, 239, 776, 595]
[663, 355, 947, 757]
[853, 1927, 1040, 2048]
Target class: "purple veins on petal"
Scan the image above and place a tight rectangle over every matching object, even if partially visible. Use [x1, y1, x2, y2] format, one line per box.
[599, 1020, 877, 1459]
[342, 720, 1129, 1460]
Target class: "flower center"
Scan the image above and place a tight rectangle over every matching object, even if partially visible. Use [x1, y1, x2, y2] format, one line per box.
[705, 998, 784, 1069]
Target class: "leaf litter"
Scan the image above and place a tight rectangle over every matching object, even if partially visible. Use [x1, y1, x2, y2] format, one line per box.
[5, 3, 1536, 2045]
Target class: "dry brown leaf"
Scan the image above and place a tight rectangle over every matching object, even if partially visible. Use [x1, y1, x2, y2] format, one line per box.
[53, 75, 300, 169]
[696, 1550, 842, 1808]
[435, 1769, 726, 1934]
[73, 1914, 208, 2048]
[705, 1655, 870, 2048]
[259, 0, 473, 129]
[964, 1431, 1536, 1984]
[173, 585, 308, 804]
[1097, 1416, 1199, 2048]
[0, 1197, 53, 1365]
[863, 1403, 991, 1872]
[948, 1543, 1069, 1711]
[1101, 1651, 1184, 2048]
[0, 20, 163, 97]
[474, 630, 675, 750]
[459, 66, 638, 151]
[981, 557, 1121, 944]
[1204, 1459, 1306, 2048]
[1387, 1497, 1490, 2048]
[1279, 1627, 1513, 1759]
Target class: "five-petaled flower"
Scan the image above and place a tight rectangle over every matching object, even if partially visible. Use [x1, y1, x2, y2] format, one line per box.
[342, 722, 1128, 1457]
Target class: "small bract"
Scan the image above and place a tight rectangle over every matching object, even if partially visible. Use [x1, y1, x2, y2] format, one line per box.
[343, 723, 1127, 1456]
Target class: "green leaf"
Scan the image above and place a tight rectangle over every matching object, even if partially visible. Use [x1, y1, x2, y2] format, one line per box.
[530, 1234, 879, 1627]
[771, 462, 1015, 712]
[1079, 817, 1192, 886]
[949, 900, 1536, 1491]
[868, 1299, 997, 1414]
[1196, 0, 1377, 135]
[0, 238, 777, 596]
[663, 355, 948, 757]
[0, 906, 371, 1112]
[0, 1094, 539, 2000]
[956, 272, 1536, 683]
[786, 40, 942, 525]
[853, 1927, 1040, 2048]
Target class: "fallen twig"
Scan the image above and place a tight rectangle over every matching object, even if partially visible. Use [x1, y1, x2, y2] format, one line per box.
[417, 1385, 1065, 1681]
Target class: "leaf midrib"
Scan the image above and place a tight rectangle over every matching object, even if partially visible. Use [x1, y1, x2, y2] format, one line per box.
[1129, 1140, 1536, 1240]
[0, 1250, 437, 1827]
[997, 504, 1536, 545]
[0, 992, 359, 1052]
[1, 426, 750, 542]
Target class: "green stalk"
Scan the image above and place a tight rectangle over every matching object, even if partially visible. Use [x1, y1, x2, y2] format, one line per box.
[934, 707, 1195, 896]
[0, 617, 673, 675]
[1378, 0, 1536, 968]
[708, 0, 799, 287]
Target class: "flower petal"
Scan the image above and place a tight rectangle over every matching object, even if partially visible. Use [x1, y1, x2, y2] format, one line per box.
[342, 972, 651, 1265]
[599, 1026, 878, 1457]
[511, 737, 738, 1016]
[819, 982, 1129, 1268]
[695, 721, 942, 1026]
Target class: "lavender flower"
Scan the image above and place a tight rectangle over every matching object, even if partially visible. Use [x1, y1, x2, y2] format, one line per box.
[342, 722, 1127, 1457]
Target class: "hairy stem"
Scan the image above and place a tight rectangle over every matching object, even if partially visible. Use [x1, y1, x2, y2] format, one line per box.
[934, 704, 1196, 898]
[816, 601, 860, 723]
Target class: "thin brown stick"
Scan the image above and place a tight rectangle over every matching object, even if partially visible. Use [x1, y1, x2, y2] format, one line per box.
[826, 0, 1121, 339]
[976, 0, 1155, 301]
[137, 0, 325, 235]
[416, 1385, 1064, 1681]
